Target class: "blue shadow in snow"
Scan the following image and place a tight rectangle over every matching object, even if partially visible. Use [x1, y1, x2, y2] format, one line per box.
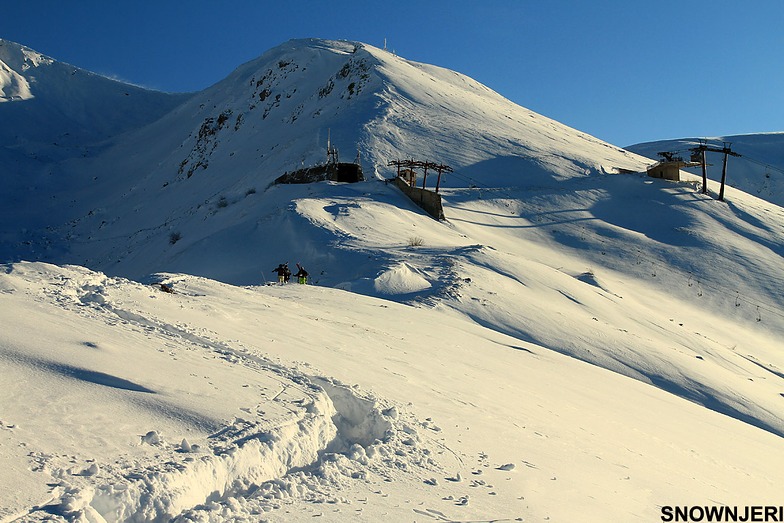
[588, 176, 707, 248]
[456, 155, 587, 190]
[56, 365, 156, 393]
[23, 354, 157, 394]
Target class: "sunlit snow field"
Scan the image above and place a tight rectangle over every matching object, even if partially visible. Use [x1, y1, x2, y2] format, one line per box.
[2, 38, 784, 522]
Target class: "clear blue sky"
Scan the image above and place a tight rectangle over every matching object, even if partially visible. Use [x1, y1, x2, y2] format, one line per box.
[2, 0, 783, 146]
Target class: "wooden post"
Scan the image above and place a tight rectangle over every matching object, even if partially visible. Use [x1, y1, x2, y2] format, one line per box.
[422, 163, 429, 190]
[433, 164, 452, 193]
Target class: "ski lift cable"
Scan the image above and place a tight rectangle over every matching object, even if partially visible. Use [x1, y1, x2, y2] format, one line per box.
[739, 154, 784, 176]
[675, 144, 784, 176]
[597, 239, 784, 321]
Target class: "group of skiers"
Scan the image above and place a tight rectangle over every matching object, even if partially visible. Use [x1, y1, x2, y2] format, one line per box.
[272, 263, 308, 284]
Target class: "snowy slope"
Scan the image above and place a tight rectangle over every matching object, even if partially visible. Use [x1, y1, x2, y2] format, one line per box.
[2, 38, 784, 521]
[2, 262, 783, 522]
[0, 57, 31, 102]
[0, 39, 191, 259]
[627, 133, 784, 207]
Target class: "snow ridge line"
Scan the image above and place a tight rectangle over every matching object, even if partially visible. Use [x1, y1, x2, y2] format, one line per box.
[49, 358, 427, 522]
[61, 389, 338, 522]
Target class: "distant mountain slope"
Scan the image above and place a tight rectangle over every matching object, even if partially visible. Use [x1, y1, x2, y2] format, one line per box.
[0, 39, 192, 167]
[0, 39, 191, 148]
[627, 133, 784, 207]
[0, 39, 192, 262]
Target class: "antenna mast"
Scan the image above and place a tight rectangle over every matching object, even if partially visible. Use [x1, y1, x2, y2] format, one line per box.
[326, 128, 339, 165]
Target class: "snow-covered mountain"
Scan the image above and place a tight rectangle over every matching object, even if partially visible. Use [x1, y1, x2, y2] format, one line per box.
[2, 38, 784, 522]
[1, 38, 650, 280]
[0, 39, 191, 263]
[0, 39, 190, 152]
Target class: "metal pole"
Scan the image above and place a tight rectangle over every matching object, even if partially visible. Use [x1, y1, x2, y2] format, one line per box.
[719, 149, 729, 201]
[701, 148, 708, 194]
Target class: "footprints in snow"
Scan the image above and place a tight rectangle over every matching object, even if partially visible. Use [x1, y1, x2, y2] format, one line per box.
[423, 451, 525, 507]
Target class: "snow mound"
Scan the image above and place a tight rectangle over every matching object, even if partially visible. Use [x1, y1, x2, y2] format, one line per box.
[44, 373, 432, 522]
[314, 378, 393, 452]
[373, 263, 431, 295]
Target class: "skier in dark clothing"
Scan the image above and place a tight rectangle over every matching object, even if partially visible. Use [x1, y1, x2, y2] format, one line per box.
[273, 263, 291, 284]
[295, 263, 309, 284]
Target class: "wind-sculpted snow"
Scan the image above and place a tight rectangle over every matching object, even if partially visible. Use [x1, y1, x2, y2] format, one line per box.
[251, 170, 784, 442]
[0, 59, 31, 102]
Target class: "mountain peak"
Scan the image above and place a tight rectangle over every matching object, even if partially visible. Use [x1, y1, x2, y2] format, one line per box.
[0, 39, 46, 102]
[0, 38, 54, 70]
